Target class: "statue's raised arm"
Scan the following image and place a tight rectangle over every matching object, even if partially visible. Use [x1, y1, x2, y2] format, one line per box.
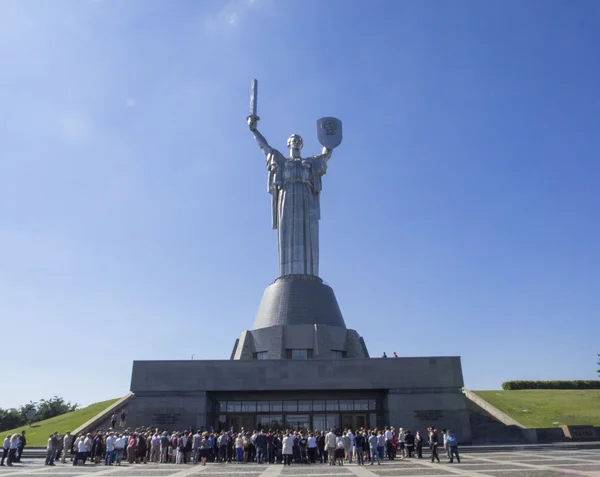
[246, 79, 273, 156]
[247, 116, 272, 155]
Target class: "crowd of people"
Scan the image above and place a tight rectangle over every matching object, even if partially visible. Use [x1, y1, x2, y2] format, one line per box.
[0, 431, 26, 467]
[1, 424, 460, 467]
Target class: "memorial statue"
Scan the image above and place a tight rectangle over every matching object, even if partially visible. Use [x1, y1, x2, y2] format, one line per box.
[246, 80, 342, 277]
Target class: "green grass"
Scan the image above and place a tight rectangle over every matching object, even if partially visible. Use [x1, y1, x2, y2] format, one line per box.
[474, 390, 600, 428]
[1, 398, 119, 446]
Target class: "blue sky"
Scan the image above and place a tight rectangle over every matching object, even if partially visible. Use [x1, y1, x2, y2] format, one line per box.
[1, 0, 599, 409]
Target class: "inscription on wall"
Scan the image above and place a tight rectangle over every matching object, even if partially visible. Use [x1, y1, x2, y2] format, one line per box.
[415, 410, 444, 422]
[153, 412, 182, 425]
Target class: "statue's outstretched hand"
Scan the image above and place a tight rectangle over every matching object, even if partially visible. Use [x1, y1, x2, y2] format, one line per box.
[247, 116, 258, 132]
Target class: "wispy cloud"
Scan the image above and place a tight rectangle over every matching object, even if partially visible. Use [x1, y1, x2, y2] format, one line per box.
[206, 0, 261, 30]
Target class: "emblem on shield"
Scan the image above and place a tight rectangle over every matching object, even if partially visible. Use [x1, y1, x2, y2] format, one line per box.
[317, 117, 343, 149]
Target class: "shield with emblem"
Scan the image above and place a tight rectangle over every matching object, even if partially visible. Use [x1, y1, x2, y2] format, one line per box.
[317, 117, 343, 149]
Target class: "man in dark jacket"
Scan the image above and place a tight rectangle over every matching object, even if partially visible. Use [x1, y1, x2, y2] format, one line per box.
[404, 430, 415, 458]
[254, 430, 267, 463]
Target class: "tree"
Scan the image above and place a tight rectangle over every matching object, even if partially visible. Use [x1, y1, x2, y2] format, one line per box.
[35, 396, 78, 421]
[0, 396, 79, 432]
[597, 353, 600, 377]
[0, 408, 23, 431]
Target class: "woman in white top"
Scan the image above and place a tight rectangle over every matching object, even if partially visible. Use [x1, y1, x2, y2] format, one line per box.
[6, 435, 19, 466]
[75, 437, 87, 466]
[235, 434, 244, 463]
[282, 433, 293, 466]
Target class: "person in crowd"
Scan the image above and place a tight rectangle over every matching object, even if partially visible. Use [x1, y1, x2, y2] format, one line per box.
[84, 433, 93, 464]
[44, 433, 57, 466]
[405, 429, 415, 458]
[282, 432, 293, 466]
[111, 413, 117, 429]
[415, 431, 424, 458]
[198, 432, 210, 466]
[442, 428, 449, 459]
[55, 433, 64, 462]
[334, 432, 345, 465]
[354, 429, 365, 465]
[255, 429, 267, 463]
[446, 429, 460, 463]
[105, 432, 115, 465]
[298, 432, 308, 463]
[16, 431, 25, 463]
[368, 430, 380, 465]
[191, 430, 201, 464]
[1, 435, 9, 466]
[120, 411, 127, 428]
[384, 426, 393, 460]
[317, 430, 325, 463]
[307, 432, 317, 463]
[346, 428, 355, 463]
[75, 434, 87, 466]
[429, 427, 440, 463]
[159, 432, 169, 463]
[377, 429, 385, 460]
[235, 433, 244, 463]
[217, 431, 228, 463]
[127, 434, 137, 464]
[325, 428, 336, 465]
[115, 434, 126, 466]
[150, 432, 160, 463]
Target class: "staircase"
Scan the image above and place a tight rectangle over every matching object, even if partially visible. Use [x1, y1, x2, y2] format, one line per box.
[467, 396, 529, 444]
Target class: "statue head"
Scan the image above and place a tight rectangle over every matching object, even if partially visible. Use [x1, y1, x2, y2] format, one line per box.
[287, 134, 304, 152]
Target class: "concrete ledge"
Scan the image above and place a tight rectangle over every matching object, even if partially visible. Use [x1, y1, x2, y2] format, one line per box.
[72, 393, 134, 435]
[464, 388, 525, 428]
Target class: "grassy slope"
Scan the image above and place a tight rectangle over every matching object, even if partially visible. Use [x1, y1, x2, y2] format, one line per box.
[1, 398, 119, 446]
[474, 390, 600, 428]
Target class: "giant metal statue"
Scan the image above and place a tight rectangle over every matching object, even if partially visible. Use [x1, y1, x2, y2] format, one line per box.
[246, 79, 342, 277]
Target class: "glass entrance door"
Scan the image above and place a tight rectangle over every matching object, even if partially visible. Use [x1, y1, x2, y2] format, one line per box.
[341, 414, 367, 431]
[228, 415, 254, 432]
[285, 414, 310, 431]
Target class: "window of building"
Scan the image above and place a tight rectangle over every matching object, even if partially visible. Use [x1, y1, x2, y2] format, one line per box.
[256, 401, 269, 412]
[298, 400, 312, 411]
[242, 401, 256, 412]
[282, 400, 297, 412]
[339, 400, 353, 411]
[313, 400, 325, 411]
[254, 351, 269, 360]
[218, 401, 227, 412]
[227, 401, 242, 413]
[331, 349, 346, 358]
[354, 400, 369, 411]
[369, 399, 378, 410]
[290, 349, 308, 360]
[270, 401, 282, 412]
[326, 400, 339, 411]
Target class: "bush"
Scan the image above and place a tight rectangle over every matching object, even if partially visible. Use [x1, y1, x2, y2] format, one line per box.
[502, 380, 600, 390]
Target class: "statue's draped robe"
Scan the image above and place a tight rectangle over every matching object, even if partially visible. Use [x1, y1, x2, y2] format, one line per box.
[267, 150, 327, 277]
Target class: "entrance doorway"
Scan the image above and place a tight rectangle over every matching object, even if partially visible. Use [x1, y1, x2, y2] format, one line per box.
[285, 414, 310, 431]
[228, 415, 254, 432]
[341, 414, 367, 431]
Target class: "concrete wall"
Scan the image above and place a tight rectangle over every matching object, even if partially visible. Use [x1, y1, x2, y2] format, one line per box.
[131, 357, 465, 393]
[387, 390, 471, 443]
[128, 356, 470, 439]
[232, 325, 367, 360]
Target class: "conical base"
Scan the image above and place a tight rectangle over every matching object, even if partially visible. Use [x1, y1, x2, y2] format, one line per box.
[231, 275, 369, 360]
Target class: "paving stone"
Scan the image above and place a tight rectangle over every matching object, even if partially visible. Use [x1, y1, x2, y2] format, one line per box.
[372, 469, 455, 476]
[481, 471, 586, 477]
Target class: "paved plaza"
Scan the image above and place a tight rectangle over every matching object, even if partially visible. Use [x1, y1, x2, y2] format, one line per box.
[2, 449, 600, 477]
